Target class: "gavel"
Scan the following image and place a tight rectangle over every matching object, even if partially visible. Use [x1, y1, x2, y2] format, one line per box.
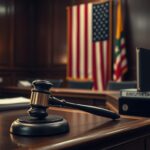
[29, 80, 120, 119]
[10, 80, 120, 136]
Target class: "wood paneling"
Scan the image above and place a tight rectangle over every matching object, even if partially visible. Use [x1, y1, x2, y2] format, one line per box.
[0, 0, 149, 85]
[0, 0, 12, 66]
[34, 0, 53, 67]
[14, 0, 34, 67]
[53, 0, 69, 65]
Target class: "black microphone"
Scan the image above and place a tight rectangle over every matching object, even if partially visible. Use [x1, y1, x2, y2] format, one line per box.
[29, 80, 120, 120]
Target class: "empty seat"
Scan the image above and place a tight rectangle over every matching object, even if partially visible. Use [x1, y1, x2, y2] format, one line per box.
[107, 81, 137, 91]
[48, 79, 63, 88]
[67, 80, 93, 89]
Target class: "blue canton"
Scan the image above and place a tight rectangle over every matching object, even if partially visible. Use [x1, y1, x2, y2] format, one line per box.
[93, 2, 109, 42]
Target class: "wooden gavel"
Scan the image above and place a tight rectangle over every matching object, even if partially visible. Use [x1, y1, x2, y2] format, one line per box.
[10, 80, 120, 136]
[28, 80, 120, 120]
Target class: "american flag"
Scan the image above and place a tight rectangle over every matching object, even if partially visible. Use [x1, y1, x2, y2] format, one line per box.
[67, 1, 112, 91]
[113, 0, 127, 81]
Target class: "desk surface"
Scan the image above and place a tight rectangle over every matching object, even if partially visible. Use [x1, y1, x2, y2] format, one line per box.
[0, 87, 150, 149]
[1, 107, 150, 150]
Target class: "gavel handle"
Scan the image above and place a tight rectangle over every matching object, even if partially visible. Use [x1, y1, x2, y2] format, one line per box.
[49, 97, 120, 120]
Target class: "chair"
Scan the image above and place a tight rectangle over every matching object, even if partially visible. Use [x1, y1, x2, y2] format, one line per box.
[48, 79, 63, 88]
[67, 80, 93, 90]
[107, 81, 137, 91]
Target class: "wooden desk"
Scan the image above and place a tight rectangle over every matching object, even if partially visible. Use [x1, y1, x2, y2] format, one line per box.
[0, 87, 150, 149]
[1, 107, 150, 150]
[0, 86, 119, 111]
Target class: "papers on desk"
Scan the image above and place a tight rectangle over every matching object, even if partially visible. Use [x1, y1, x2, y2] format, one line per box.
[18, 80, 32, 87]
[0, 97, 30, 111]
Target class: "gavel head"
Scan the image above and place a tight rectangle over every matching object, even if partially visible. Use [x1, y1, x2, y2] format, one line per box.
[28, 80, 53, 119]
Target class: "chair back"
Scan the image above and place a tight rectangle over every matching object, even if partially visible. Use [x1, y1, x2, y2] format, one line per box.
[48, 79, 63, 88]
[107, 81, 137, 91]
[67, 80, 93, 89]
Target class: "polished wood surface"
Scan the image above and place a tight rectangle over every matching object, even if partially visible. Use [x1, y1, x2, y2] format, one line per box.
[1, 107, 150, 150]
[0, 87, 150, 149]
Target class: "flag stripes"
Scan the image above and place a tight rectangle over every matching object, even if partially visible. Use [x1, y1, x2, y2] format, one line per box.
[113, 35, 127, 81]
[113, 0, 128, 81]
[67, 1, 111, 91]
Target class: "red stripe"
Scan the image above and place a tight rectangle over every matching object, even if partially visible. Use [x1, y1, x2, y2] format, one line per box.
[121, 44, 125, 49]
[121, 54, 126, 62]
[68, 7, 72, 78]
[114, 53, 127, 81]
[92, 43, 98, 90]
[114, 59, 121, 81]
[117, 62, 122, 80]
[76, 6, 80, 79]
[121, 66, 128, 73]
[99, 42, 104, 90]
[68, 3, 112, 90]
[84, 4, 88, 79]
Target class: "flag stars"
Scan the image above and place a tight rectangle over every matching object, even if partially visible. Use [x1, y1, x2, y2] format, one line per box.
[93, 2, 109, 41]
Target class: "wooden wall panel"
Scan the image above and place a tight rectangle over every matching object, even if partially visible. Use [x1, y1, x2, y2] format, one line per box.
[53, 0, 69, 65]
[33, 0, 53, 67]
[13, 0, 34, 67]
[0, 0, 150, 86]
[0, 71, 13, 85]
[0, 0, 11, 66]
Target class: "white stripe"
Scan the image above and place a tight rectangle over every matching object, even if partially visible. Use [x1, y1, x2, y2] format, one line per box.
[114, 55, 121, 68]
[114, 48, 127, 69]
[121, 48, 126, 55]
[87, 3, 92, 79]
[102, 41, 107, 84]
[115, 46, 119, 52]
[113, 74, 121, 81]
[113, 74, 116, 80]
[79, 4, 85, 79]
[114, 56, 127, 71]
[95, 42, 103, 91]
[117, 77, 121, 82]
[72, 6, 77, 78]
[121, 58, 127, 68]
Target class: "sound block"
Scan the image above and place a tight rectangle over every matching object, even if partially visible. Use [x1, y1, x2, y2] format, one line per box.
[119, 97, 150, 117]
[10, 115, 69, 136]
